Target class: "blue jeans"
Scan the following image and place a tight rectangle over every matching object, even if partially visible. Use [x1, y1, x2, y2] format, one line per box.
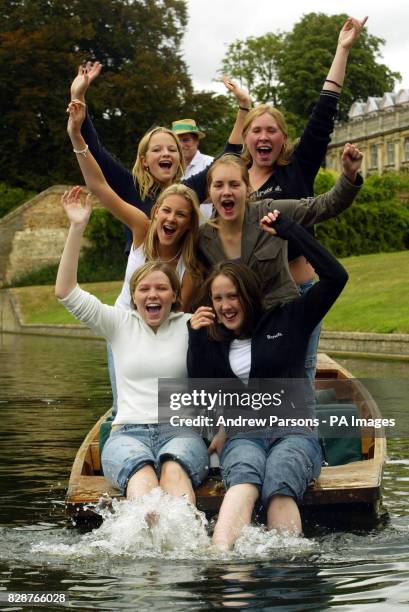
[298, 280, 322, 382]
[220, 434, 322, 507]
[101, 424, 209, 495]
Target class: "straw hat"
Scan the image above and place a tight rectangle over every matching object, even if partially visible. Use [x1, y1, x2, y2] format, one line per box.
[171, 118, 205, 139]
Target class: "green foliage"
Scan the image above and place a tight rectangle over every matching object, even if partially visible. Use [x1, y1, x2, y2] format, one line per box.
[314, 168, 337, 194]
[0, 0, 191, 190]
[355, 171, 409, 204]
[219, 12, 399, 132]
[219, 33, 283, 105]
[316, 201, 409, 257]
[315, 170, 409, 257]
[0, 182, 35, 217]
[276, 13, 400, 130]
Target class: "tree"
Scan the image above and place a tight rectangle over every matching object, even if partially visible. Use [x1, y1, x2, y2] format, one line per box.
[180, 90, 236, 155]
[218, 13, 400, 134]
[276, 13, 400, 130]
[219, 33, 283, 105]
[0, 0, 191, 190]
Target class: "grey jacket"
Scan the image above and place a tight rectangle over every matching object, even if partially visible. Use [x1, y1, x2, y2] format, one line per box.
[198, 174, 362, 308]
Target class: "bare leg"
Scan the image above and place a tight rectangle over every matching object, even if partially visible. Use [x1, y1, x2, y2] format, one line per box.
[126, 464, 159, 500]
[212, 483, 259, 550]
[266, 494, 301, 535]
[159, 460, 195, 504]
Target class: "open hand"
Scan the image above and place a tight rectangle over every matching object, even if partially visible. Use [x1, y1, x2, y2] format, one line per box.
[190, 306, 215, 330]
[341, 143, 363, 183]
[61, 187, 92, 228]
[260, 209, 280, 235]
[70, 61, 103, 102]
[338, 16, 368, 50]
[223, 75, 252, 108]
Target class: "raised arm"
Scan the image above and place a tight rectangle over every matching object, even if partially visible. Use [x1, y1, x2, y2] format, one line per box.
[263, 143, 363, 225]
[323, 17, 368, 93]
[223, 76, 252, 147]
[261, 212, 348, 331]
[67, 100, 149, 246]
[293, 17, 367, 188]
[69, 63, 138, 210]
[55, 188, 92, 299]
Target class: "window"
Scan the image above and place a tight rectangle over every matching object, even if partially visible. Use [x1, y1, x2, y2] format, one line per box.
[387, 142, 395, 165]
[370, 144, 378, 169]
[405, 138, 409, 162]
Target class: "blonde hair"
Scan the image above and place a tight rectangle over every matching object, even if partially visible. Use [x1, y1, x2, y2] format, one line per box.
[241, 105, 293, 167]
[132, 127, 185, 200]
[129, 261, 182, 312]
[143, 184, 203, 284]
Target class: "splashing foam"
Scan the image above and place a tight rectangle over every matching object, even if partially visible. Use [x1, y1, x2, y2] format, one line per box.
[234, 524, 316, 558]
[31, 489, 316, 561]
[32, 488, 210, 560]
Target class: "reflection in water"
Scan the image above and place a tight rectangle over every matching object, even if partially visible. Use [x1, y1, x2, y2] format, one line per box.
[0, 334, 409, 610]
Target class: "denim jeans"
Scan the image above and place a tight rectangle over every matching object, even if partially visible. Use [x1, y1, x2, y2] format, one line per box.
[298, 279, 322, 382]
[220, 434, 322, 507]
[102, 423, 209, 495]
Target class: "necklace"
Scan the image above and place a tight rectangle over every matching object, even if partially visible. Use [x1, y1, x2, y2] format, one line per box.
[156, 248, 182, 263]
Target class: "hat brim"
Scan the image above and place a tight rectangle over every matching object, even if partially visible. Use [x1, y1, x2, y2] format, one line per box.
[173, 128, 206, 139]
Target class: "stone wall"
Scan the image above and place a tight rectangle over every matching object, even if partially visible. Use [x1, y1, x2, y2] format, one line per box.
[0, 186, 90, 287]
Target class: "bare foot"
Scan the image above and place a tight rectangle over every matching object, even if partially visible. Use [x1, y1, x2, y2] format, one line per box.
[145, 511, 159, 528]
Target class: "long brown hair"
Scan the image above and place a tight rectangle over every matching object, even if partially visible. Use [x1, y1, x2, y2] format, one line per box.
[197, 261, 264, 341]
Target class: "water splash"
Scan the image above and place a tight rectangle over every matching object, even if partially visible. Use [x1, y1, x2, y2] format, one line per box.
[32, 488, 211, 560]
[30, 489, 317, 562]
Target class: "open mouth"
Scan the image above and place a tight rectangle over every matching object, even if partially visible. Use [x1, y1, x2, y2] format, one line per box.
[162, 224, 176, 237]
[256, 145, 272, 159]
[159, 160, 172, 170]
[221, 199, 235, 212]
[222, 311, 237, 322]
[146, 303, 162, 315]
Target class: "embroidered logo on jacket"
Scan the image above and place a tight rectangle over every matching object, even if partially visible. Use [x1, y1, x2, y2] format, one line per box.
[266, 332, 284, 340]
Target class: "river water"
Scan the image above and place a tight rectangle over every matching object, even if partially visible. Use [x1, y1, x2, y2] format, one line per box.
[0, 332, 408, 611]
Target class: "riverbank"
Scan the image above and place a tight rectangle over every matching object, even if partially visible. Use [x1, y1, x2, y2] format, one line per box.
[1, 287, 409, 360]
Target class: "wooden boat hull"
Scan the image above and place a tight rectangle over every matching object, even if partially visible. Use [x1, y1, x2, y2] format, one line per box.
[66, 354, 386, 523]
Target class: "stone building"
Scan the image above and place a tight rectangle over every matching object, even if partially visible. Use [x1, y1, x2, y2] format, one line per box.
[0, 186, 90, 287]
[326, 89, 409, 176]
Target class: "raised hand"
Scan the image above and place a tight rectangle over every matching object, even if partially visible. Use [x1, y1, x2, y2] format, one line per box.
[223, 75, 252, 109]
[260, 209, 280, 235]
[66, 99, 86, 136]
[70, 61, 103, 102]
[341, 143, 363, 183]
[338, 16, 368, 50]
[61, 186, 92, 228]
[190, 306, 215, 330]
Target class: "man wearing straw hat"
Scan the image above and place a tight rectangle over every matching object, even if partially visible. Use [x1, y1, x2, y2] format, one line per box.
[171, 118, 214, 179]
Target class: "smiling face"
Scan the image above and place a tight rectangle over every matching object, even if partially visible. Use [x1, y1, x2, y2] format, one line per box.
[211, 274, 244, 334]
[132, 270, 176, 329]
[244, 112, 287, 169]
[209, 163, 248, 223]
[141, 133, 181, 184]
[154, 194, 192, 247]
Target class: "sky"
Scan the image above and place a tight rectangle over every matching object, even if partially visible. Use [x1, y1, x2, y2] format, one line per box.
[182, 0, 409, 95]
